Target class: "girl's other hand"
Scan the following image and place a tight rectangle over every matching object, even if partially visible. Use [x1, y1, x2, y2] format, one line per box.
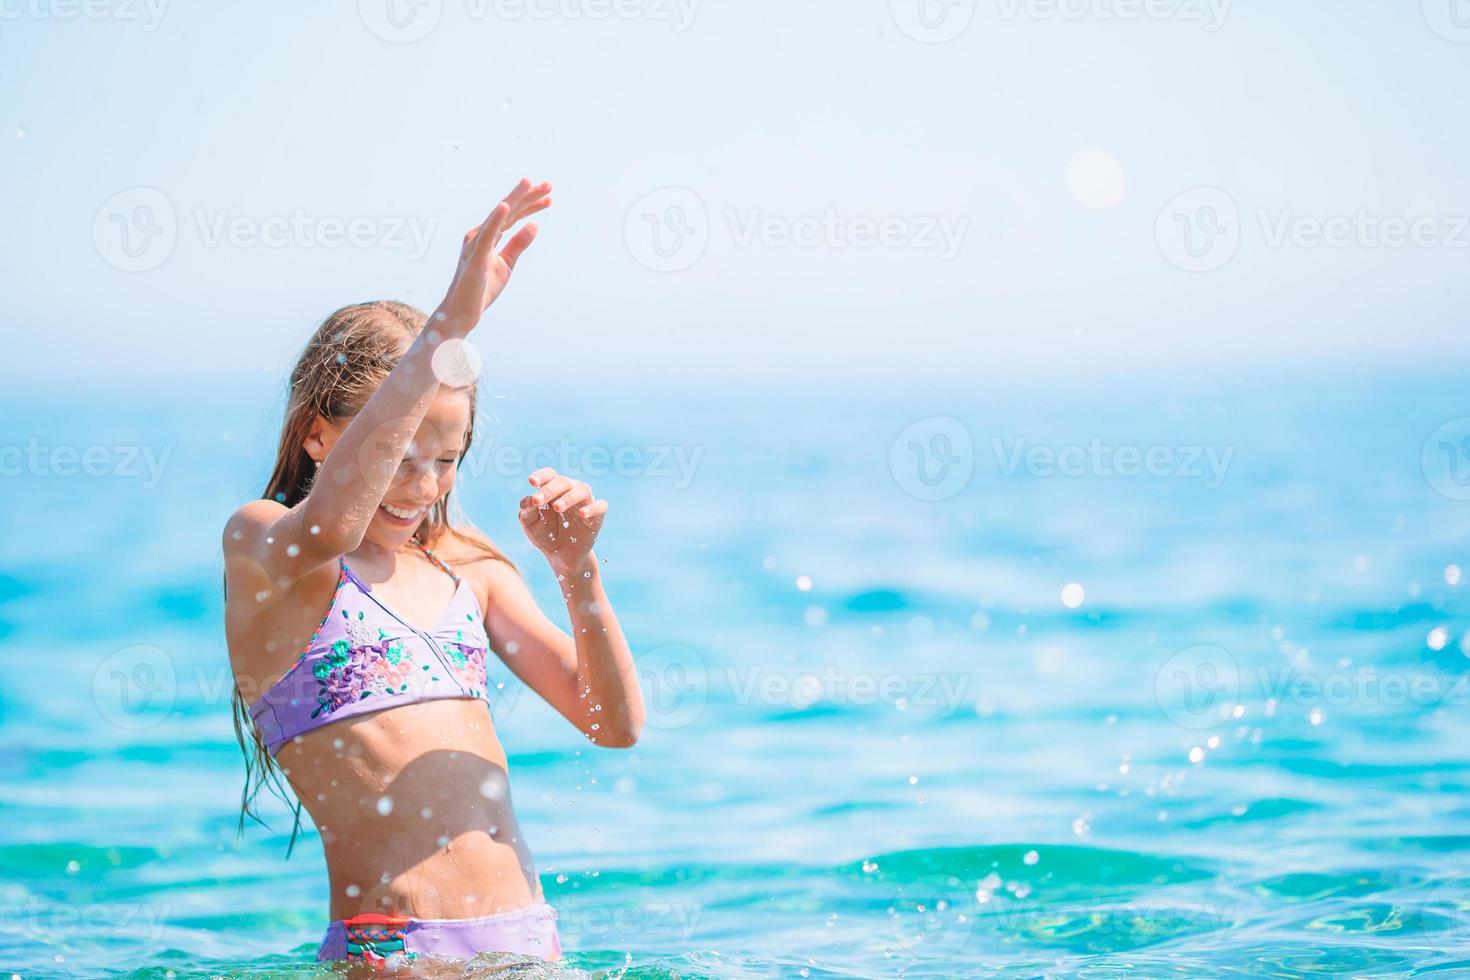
[518, 468, 607, 573]
[436, 178, 552, 334]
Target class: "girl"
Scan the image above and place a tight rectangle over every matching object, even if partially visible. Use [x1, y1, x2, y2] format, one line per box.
[223, 178, 645, 966]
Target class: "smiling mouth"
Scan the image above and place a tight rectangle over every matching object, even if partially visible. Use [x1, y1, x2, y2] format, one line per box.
[378, 502, 427, 525]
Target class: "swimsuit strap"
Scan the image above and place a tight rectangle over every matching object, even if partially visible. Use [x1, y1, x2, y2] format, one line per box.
[413, 538, 460, 583]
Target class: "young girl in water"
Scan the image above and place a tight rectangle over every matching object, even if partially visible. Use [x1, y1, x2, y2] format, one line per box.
[223, 179, 645, 965]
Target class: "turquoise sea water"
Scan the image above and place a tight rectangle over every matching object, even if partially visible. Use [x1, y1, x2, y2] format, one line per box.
[3, 371, 1470, 978]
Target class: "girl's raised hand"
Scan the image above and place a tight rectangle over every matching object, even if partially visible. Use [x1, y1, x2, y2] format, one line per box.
[436, 178, 552, 333]
[519, 468, 608, 572]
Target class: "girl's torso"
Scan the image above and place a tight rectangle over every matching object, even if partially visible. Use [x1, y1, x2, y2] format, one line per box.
[227, 543, 544, 919]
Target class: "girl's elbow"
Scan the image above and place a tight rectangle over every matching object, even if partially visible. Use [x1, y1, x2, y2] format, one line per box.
[586, 722, 641, 749]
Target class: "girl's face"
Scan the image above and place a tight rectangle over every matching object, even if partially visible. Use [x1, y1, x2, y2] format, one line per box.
[309, 391, 472, 550]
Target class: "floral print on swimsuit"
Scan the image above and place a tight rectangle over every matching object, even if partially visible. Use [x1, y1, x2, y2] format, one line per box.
[310, 617, 421, 718]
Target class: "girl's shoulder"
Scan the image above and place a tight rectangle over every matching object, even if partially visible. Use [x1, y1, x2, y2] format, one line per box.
[429, 526, 521, 583]
[222, 498, 289, 553]
[428, 527, 524, 619]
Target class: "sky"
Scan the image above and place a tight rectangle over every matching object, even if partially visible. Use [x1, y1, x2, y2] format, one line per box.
[2, 0, 1468, 382]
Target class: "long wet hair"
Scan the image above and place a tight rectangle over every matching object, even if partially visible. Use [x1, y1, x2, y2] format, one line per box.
[231, 299, 513, 855]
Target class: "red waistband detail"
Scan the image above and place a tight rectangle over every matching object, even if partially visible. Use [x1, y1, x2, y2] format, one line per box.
[343, 913, 412, 927]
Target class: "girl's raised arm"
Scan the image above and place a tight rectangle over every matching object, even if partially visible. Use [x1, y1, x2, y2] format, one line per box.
[224, 178, 552, 592]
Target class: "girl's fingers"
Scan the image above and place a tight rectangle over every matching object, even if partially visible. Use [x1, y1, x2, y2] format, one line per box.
[471, 202, 512, 262]
[510, 196, 552, 226]
[497, 178, 541, 226]
[550, 483, 592, 514]
[576, 498, 609, 527]
[500, 224, 539, 270]
[462, 180, 549, 258]
[531, 476, 575, 508]
[528, 467, 558, 488]
[518, 495, 540, 525]
[510, 180, 551, 214]
[510, 183, 551, 213]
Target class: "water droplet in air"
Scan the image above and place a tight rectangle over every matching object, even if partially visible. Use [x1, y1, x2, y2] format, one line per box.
[376, 795, 394, 816]
[795, 575, 812, 592]
[1023, 850, 1039, 866]
[1188, 746, 1205, 764]
[1060, 582, 1085, 609]
[345, 884, 361, 897]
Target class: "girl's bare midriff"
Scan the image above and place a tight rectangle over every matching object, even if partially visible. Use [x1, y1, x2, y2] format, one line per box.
[276, 698, 543, 921]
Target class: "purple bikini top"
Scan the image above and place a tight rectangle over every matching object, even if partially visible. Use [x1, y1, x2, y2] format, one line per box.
[249, 544, 493, 755]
